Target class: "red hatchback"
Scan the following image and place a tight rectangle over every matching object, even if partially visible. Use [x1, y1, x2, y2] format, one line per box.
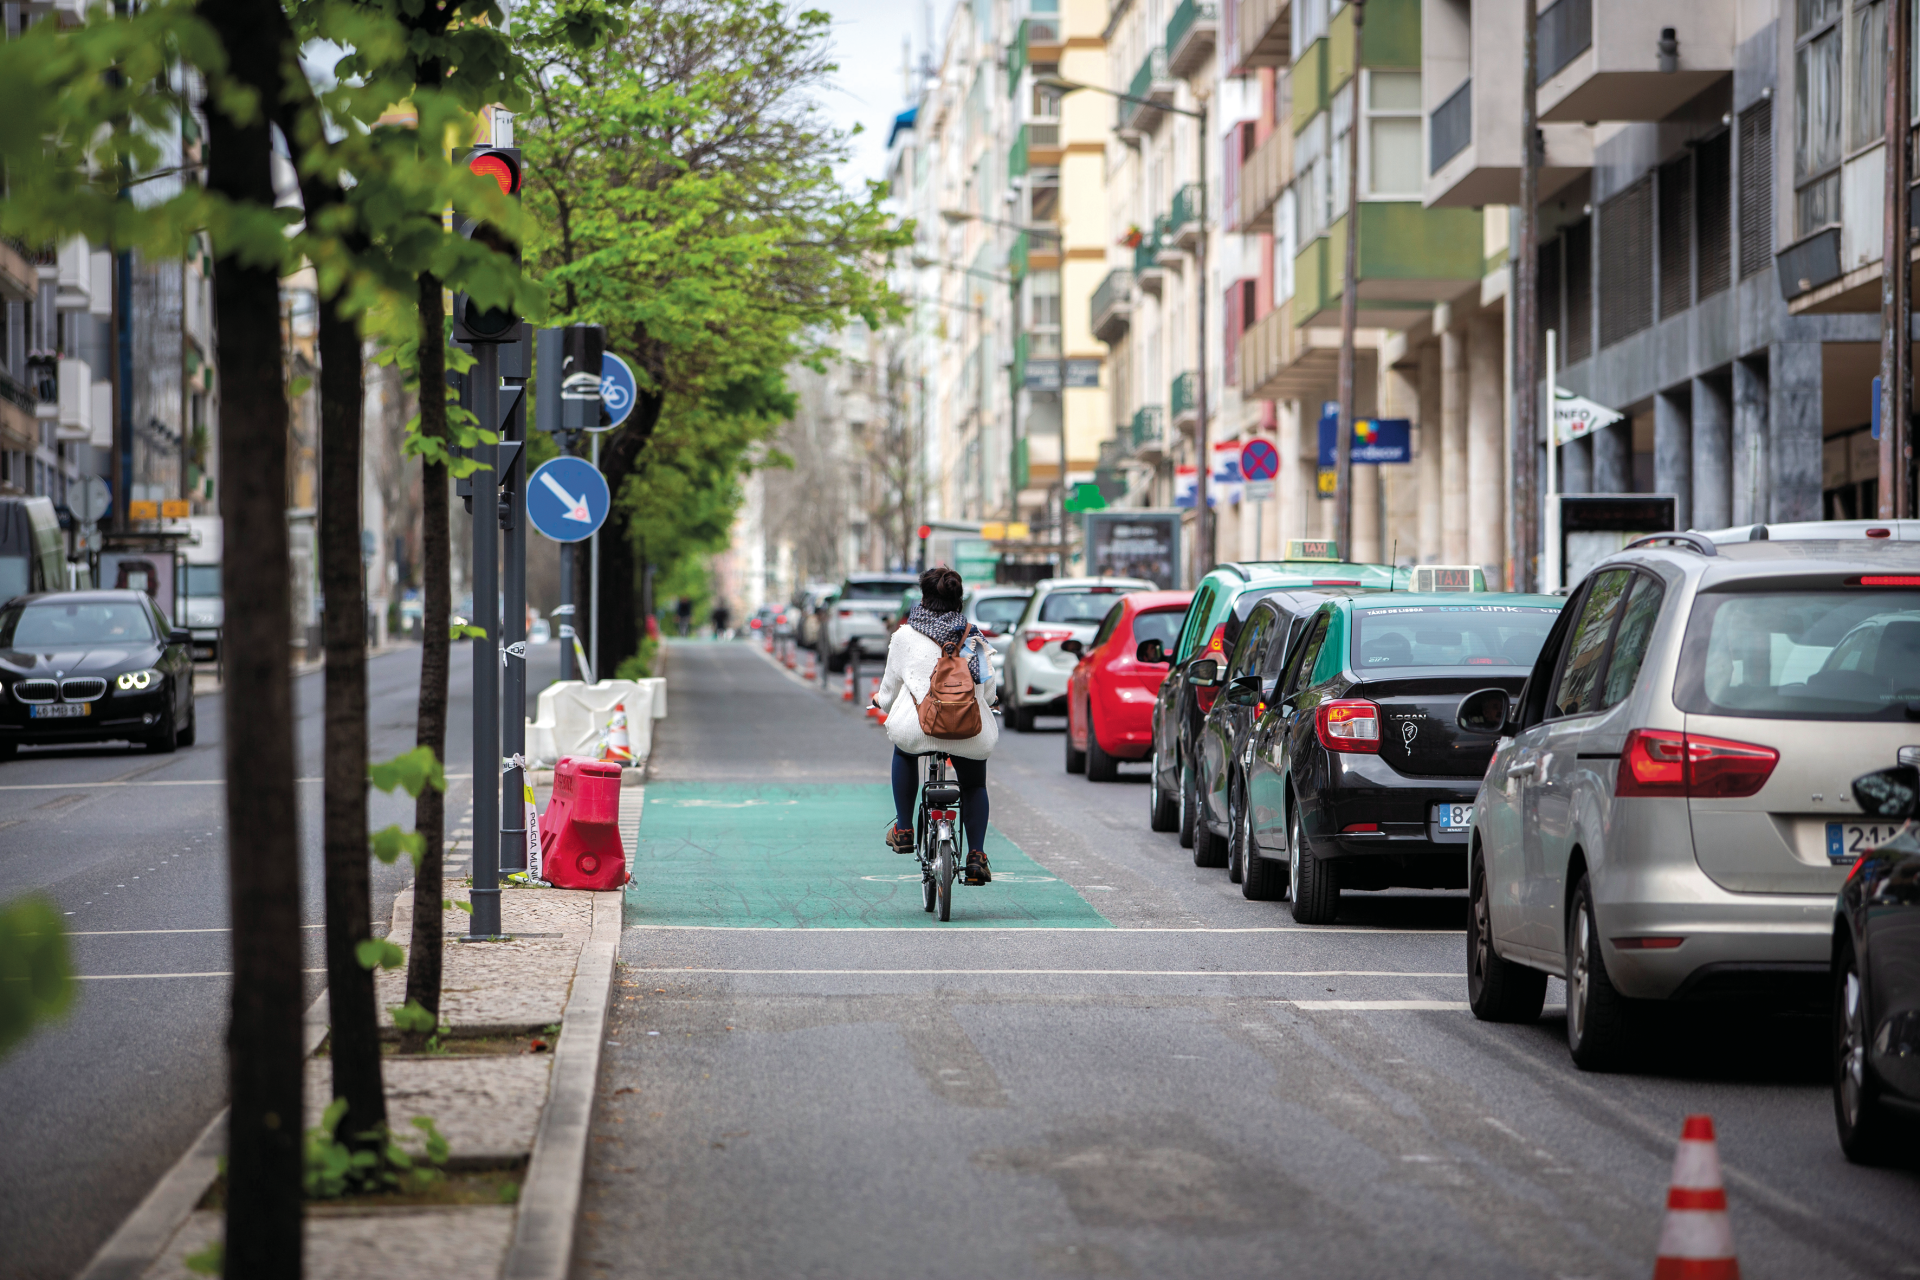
[1064, 590, 1191, 781]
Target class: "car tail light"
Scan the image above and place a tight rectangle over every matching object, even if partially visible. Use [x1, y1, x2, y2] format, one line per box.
[749, 619, 762, 629]
[1867, 527, 1892, 538]
[1616, 728, 1778, 799]
[1315, 699, 1381, 753]
[978, 625, 998, 638]
[838, 608, 852, 618]
[1855, 575, 1920, 586]
[1341, 822, 1380, 833]
[1196, 685, 1220, 713]
[1025, 629, 1072, 652]
[1312, 579, 1361, 587]
[1611, 936, 1685, 950]
[1206, 623, 1227, 656]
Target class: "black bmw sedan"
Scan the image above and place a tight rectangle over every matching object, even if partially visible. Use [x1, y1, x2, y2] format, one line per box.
[0, 590, 198, 758]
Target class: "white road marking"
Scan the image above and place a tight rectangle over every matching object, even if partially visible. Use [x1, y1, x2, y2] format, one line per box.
[77, 968, 328, 980]
[624, 925, 1465, 935]
[68, 926, 326, 936]
[1286, 999, 1469, 1011]
[0, 773, 472, 792]
[639, 968, 1463, 977]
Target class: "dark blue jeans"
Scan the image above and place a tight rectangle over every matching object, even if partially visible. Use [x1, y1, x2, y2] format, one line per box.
[891, 748, 988, 853]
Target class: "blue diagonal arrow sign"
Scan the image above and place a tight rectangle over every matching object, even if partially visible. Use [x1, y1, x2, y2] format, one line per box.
[527, 456, 610, 543]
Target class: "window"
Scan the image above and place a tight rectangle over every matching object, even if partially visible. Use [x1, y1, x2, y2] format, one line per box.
[1091, 603, 1124, 648]
[1698, 131, 1733, 297]
[1795, 0, 1843, 234]
[1352, 604, 1561, 671]
[1230, 610, 1273, 679]
[1738, 100, 1775, 278]
[1538, 237, 1562, 354]
[1264, 614, 1309, 677]
[1565, 216, 1593, 363]
[1365, 72, 1422, 197]
[1598, 178, 1653, 348]
[1550, 569, 1632, 717]
[1676, 589, 1920, 719]
[0, 600, 157, 647]
[1132, 607, 1186, 652]
[1848, 0, 1887, 151]
[1599, 574, 1665, 709]
[1038, 591, 1121, 624]
[1286, 612, 1331, 696]
[1175, 584, 1217, 660]
[1658, 155, 1693, 320]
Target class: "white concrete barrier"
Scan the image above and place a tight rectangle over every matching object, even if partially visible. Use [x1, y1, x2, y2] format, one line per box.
[525, 680, 654, 767]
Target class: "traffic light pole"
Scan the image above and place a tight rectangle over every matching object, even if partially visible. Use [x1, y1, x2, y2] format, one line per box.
[499, 335, 529, 876]
[469, 340, 502, 939]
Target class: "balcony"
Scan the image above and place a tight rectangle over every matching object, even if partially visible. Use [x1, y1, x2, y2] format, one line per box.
[1422, 84, 1591, 207]
[1091, 268, 1133, 343]
[1154, 214, 1184, 270]
[0, 370, 34, 454]
[56, 356, 91, 438]
[1131, 405, 1166, 457]
[1239, 305, 1349, 401]
[1170, 183, 1204, 250]
[0, 236, 39, 303]
[1231, 0, 1289, 72]
[1234, 126, 1289, 233]
[1291, 203, 1485, 330]
[1430, 80, 1470, 174]
[1008, 16, 1064, 88]
[1170, 371, 1200, 431]
[1134, 224, 1167, 295]
[1011, 121, 1061, 179]
[1165, 0, 1217, 79]
[1119, 48, 1175, 137]
[1537, 0, 1734, 124]
[1009, 231, 1030, 283]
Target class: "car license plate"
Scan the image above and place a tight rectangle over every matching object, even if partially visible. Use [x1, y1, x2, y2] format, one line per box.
[1825, 821, 1902, 863]
[30, 703, 89, 718]
[1434, 802, 1473, 832]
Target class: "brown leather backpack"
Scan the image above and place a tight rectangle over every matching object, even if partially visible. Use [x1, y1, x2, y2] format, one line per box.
[918, 640, 983, 740]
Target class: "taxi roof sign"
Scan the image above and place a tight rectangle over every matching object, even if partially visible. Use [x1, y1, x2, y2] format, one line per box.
[1410, 564, 1486, 592]
[1285, 539, 1340, 561]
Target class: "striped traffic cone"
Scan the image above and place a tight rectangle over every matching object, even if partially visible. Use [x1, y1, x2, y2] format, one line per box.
[802, 648, 816, 681]
[842, 661, 855, 702]
[1653, 1115, 1739, 1280]
[599, 703, 635, 764]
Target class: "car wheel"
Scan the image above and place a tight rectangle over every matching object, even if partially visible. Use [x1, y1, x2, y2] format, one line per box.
[0, 740, 15, 762]
[1240, 792, 1286, 900]
[1835, 937, 1894, 1164]
[1191, 783, 1227, 870]
[1064, 708, 1086, 774]
[145, 706, 179, 755]
[1467, 851, 1547, 1022]
[1566, 875, 1633, 1070]
[1086, 710, 1119, 782]
[1288, 803, 1339, 924]
[1009, 701, 1035, 733]
[1225, 778, 1244, 883]
[1178, 761, 1198, 849]
[1147, 750, 1179, 831]
[177, 698, 197, 747]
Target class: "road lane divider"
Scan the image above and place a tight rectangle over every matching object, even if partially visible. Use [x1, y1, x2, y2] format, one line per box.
[634, 968, 1463, 977]
[1286, 1000, 1470, 1010]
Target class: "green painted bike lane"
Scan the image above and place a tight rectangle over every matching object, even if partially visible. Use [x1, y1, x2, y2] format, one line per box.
[624, 782, 1112, 928]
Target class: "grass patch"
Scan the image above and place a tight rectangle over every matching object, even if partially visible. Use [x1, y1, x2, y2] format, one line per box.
[198, 1169, 523, 1213]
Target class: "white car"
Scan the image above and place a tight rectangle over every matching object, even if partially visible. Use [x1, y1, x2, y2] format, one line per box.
[821, 573, 919, 670]
[1002, 576, 1154, 732]
[966, 586, 1032, 699]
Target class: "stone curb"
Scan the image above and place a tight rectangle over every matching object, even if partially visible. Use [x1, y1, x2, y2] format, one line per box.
[501, 889, 623, 1280]
[73, 990, 332, 1280]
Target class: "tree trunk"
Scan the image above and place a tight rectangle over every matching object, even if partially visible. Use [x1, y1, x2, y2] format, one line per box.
[316, 292, 385, 1142]
[576, 388, 662, 672]
[200, 0, 302, 1264]
[403, 273, 450, 1051]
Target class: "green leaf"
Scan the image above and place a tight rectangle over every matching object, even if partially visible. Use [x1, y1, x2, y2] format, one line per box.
[287, 375, 312, 398]
[183, 1241, 223, 1276]
[371, 825, 426, 866]
[355, 938, 405, 971]
[450, 623, 487, 640]
[368, 745, 446, 797]
[0, 894, 75, 1059]
[390, 999, 437, 1034]
[443, 899, 474, 915]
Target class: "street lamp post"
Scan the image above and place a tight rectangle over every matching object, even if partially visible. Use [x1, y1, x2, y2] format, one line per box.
[1040, 75, 1210, 584]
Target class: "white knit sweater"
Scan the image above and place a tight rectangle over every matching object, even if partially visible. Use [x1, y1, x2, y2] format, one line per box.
[873, 625, 999, 760]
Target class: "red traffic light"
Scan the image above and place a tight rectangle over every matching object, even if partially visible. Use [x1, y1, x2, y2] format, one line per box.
[469, 149, 521, 197]
[917, 524, 931, 541]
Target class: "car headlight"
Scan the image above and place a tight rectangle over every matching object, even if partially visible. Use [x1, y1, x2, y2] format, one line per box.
[115, 669, 161, 692]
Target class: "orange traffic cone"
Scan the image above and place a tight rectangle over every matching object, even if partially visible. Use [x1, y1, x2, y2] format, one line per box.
[599, 702, 635, 764]
[866, 689, 887, 724]
[842, 660, 855, 702]
[1653, 1115, 1739, 1280]
[783, 644, 797, 669]
[802, 649, 817, 681]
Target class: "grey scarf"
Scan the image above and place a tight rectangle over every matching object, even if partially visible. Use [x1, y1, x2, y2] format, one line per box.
[908, 603, 986, 684]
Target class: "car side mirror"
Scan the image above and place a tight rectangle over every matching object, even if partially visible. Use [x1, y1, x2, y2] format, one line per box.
[169, 627, 191, 646]
[1225, 674, 1260, 706]
[1060, 638, 1084, 657]
[1135, 638, 1167, 665]
[1189, 658, 1221, 687]
[1852, 765, 1919, 821]
[1456, 687, 1512, 734]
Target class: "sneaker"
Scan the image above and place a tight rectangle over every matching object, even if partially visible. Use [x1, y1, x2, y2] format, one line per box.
[885, 823, 914, 854]
[964, 850, 991, 885]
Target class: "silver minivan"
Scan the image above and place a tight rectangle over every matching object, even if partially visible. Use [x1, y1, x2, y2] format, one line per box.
[1459, 534, 1920, 1068]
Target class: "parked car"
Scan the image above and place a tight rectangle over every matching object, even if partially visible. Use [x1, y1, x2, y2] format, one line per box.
[1246, 591, 1563, 924]
[0, 590, 198, 757]
[1147, 560, 1401, 846]
[0, 496, 67, 603]
[1002, 576, 1155, 731]
[1702, 519, 1920, 543]
[1459, 534, 1920, 1068]
[966, 585, 1032, 699]
[796, 582, 838, 650]
[821, 573, 919, 671]
[1831, 762, 1920, 1163]
[1063, 590, 1190, 780]
[1192, 589, 1356, 889]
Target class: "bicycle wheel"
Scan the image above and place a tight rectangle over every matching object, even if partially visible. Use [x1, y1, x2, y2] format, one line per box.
[933, 840, 954, 922]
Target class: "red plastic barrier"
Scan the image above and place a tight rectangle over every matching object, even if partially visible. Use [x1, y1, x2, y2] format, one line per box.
[539, 757, 629, 889]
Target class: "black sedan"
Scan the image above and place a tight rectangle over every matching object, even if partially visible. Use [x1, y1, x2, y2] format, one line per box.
[1242, 593, 1563, 923]
[0, 590, 198, 757]
[1833, 764, 1920, 1163]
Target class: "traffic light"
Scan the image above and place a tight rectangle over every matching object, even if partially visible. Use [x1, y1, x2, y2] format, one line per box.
[560, 324, 606, 431]
[452, 146, 523, 344]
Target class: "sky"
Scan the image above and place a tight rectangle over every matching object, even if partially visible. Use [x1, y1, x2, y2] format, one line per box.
[811, 0, 944, 191]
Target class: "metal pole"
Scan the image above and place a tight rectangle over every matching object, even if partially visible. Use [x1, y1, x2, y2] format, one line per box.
[589, 430, 601, 683]
[1881, 0, 1912, 518]
[1195, 100, 1212, 582]
[1543, 329, 1559, 593]
[1513, 0, 1540, 589]
[500, 352, 528, 875]
[469, 342, 501, 939]
[1333, 2, 1363, 561]
[557, 546, 574, 682]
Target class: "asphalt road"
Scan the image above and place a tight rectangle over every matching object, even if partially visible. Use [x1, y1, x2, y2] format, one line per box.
[0, 642, 485, 1280]
[576, 640, 1920, 1280]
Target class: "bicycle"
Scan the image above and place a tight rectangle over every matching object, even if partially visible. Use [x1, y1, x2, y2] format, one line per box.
[915, 753, 964, 922]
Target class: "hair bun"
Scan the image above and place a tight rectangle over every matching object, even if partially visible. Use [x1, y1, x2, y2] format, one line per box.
[919, 564, 963, 610]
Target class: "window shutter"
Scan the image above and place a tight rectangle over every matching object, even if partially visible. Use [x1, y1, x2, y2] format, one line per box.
[1566, 216, 1593, 364]
[1599, 177, 1654, 348]
[1538, 237, 1563, 357]
[1658, 154, 1693, 320]
[1696, 131, 1733, 297]
[1738, 99, 1774, 279]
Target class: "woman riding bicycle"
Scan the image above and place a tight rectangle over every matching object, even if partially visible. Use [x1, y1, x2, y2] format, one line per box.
[872, 565, 998, 885]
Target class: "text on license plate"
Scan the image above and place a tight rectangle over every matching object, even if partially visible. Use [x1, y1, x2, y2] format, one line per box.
[1434, 803, 1473, 831]
[1826, 821, 1901, 863]
[30, 703, 90, 718]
